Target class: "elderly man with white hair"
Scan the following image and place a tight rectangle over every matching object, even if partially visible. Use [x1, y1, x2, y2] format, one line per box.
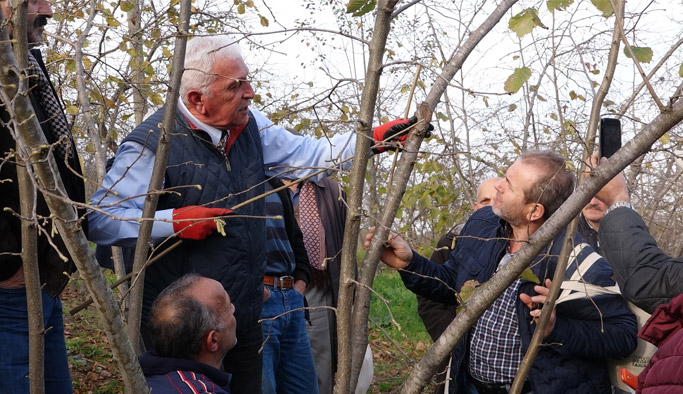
[88, 35, 424, 393]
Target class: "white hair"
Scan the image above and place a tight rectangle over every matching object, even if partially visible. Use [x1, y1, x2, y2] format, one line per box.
[180, 35, 244, 104]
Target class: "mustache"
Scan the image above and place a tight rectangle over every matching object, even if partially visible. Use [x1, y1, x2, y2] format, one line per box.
[34, 16, 48, 28]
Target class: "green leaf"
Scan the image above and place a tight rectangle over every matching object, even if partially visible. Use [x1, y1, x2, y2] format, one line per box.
[509, 8, 547, 38]
[150, 93, 164, 106]
[504, 67, 531, 93]
[519, 268, 541, 284]
[260, 15, 269, 27]
[346, 0, 376, 16]
[106, 16, 120, 27]
[569, 90, 577, 100]
[120, 1, 134, 12]
[237, 3, 245, 14]
[660, 134, 670, 145]
[66, 60, 77, 73]
[508, 104, 518, 112]
[679, 63, 683, 78]
[346, 0, 370, 13]
[591, 0, 614, 17]
[624, 46, 653, 63]
[65, 105, 79, 115]
[547, 0, 574, 13]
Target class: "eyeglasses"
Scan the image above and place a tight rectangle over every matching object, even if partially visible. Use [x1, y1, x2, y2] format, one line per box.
[218, 74, 251, 91]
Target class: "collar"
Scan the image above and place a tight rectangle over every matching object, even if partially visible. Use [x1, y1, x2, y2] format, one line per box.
[177, 98, 224, 145]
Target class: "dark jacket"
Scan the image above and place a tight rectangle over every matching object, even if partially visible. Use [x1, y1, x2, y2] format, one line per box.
[401, 207, 638, 394]
[124, 108, 266, 333]
[417, 226, 462, 342]
[0, 49, 86, 297]
[578, 213, 601, 255]
[139, 351, 230, 394]
[636, 293, 683, 393]
[599, 207, 683, 314]
[307, 178, 348, 303]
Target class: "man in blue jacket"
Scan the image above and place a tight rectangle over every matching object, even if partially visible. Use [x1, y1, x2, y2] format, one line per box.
[368, 150, 637, 393]
[139, 274, 236, 394]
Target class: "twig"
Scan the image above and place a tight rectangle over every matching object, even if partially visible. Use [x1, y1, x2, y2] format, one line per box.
[608, 0, 666, 111]
[388, 64, 422, 189]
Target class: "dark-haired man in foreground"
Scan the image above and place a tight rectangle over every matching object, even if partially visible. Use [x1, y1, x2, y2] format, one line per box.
[368, 150, 637, 394]
[139, 274, 237, 393]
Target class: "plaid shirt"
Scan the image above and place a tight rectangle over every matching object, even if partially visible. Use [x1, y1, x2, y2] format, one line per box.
[468, 253, 523, 384]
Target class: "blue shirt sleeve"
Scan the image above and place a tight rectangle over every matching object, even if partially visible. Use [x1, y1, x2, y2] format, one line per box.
[252, 108, 357, 181]
[88, 141, 174, 247]
[88, 109, 358, 246]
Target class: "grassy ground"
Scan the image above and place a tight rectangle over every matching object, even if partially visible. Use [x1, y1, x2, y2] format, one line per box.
[62, 267, 437, 393]
[63, 287, 124, 394]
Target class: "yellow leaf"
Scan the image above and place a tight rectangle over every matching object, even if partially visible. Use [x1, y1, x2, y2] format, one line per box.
[519, 268, 541, 284]
[504, 67, 531, 93]
[66, 105, 79, 115]
[215, 218, 227, 236]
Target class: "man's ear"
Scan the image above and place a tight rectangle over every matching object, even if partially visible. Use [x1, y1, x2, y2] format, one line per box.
[528, 203, 545, 222]
[186, 90, 206, 115]
[204, 330, 219, 353]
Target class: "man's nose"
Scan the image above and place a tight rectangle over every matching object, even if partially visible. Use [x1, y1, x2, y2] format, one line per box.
[242, 80, 255, 99]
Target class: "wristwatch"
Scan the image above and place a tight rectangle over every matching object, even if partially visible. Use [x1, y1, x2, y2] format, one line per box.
[605, 200, 633, 216]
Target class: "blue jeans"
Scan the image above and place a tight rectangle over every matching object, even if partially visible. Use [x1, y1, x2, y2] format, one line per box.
[261, 287, 318, 394]
[0, 287, 72, 394]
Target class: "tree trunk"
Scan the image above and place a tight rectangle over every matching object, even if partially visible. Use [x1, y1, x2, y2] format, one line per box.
[19, 166, 45, 394]
[0, 8, 149, 394]
[347, 1, 520, 391]
[126, 0, 192, 354]
[335, 1, 401, 393]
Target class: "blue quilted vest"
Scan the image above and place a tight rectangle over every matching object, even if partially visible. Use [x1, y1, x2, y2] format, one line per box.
[124, 107, 266, 333]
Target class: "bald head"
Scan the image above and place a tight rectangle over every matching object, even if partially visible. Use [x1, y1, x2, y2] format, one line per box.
[473, 177, 501, 211]
[150, 274, 236, 369]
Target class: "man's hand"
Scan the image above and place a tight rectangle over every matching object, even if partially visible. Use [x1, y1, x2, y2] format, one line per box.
[364, 227, 413, 269]
[371, 116, 434, 153]
[172, 205, 233, 240]
[293, 280, 307, 296]
[519, 279, 556, 338]
[588, 153, 630, 207]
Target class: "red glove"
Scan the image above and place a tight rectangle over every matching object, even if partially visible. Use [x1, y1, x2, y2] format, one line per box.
[371, 116, 433, 153]
[172, 205, 233, 240]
